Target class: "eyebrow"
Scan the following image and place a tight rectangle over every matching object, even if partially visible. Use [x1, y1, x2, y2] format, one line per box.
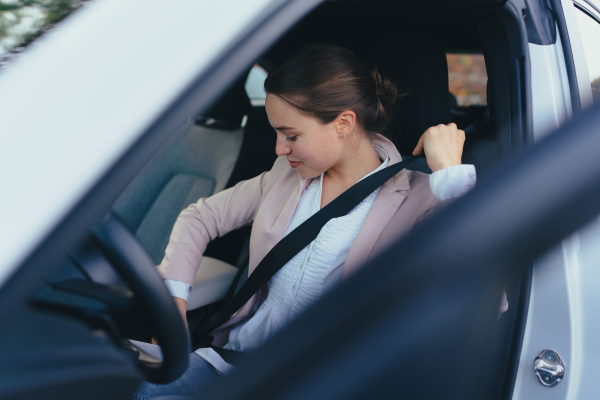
[273, 125, 296, 131]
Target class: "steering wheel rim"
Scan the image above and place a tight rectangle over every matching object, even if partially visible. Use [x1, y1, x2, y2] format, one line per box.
[91, 212, 190, 384]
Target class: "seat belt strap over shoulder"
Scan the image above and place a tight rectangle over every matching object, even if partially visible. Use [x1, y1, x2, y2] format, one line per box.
[194, 156, 419, 350]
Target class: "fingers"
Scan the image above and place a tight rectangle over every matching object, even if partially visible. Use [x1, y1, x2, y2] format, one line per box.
[447, 123, 466, 143]
[415, 123, 466, 172]
[413, 123, 448, 155]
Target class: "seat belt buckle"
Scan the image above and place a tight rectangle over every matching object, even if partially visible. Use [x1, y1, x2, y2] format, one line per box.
[193, 334, 214, 351]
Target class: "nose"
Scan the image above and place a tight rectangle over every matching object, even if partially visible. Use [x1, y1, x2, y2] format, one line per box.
[275, 136, 291, 156]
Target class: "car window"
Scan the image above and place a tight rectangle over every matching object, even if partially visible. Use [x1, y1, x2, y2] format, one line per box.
[0, 0, 87, 70]
[574, 5, 600, 103]
[446, 53, 487, 106]
[245, 64, 268, 106]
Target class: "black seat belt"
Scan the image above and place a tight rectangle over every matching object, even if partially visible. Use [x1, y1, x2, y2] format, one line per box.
[193, 156, 419, 361]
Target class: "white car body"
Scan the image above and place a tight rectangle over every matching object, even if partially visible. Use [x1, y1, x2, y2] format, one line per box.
[0, 0, 599, 398]
[514, 1, 600, 398]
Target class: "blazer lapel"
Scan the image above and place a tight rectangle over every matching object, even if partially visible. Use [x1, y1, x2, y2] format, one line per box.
[249, 174, 310, 276]
[343, 181, 408, 279]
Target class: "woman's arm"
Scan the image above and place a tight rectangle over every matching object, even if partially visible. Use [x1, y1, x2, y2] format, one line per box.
[157, 171, 271, 287]
[411, 122, 474, 216]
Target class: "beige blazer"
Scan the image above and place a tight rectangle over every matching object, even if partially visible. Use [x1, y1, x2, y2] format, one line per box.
[158, 134, 437, 345]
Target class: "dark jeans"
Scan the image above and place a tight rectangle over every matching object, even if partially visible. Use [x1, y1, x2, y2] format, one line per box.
[130, 340, 221, 400]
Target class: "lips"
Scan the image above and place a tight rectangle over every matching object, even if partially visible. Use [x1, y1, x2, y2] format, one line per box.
[288, 160, 302, 169]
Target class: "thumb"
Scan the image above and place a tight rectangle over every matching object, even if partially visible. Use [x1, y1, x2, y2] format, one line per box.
[413, 135, 425, 156]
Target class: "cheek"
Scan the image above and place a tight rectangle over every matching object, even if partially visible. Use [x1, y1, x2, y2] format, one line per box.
[316, 134, 340, 156]
[300, 136, 338, 166]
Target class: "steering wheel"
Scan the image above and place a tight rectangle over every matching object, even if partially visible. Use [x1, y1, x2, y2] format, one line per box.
[91, 213, 190, 384]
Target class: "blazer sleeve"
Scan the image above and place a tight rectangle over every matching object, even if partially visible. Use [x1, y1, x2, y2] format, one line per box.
[157, 171, 270, 286]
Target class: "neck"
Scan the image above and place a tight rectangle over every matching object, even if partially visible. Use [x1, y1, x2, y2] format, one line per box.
[324, 135, 382, 186]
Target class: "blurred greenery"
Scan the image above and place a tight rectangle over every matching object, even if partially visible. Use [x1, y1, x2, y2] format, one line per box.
[0, 0, 86, 57]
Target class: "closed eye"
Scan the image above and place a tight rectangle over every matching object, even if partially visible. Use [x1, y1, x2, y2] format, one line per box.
[286, 136, 297, 142]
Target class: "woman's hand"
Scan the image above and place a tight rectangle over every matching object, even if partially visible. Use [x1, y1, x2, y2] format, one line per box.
[173, 297, 189, 327]
[412, 123, 465, 173]
[152, 297, 189, 345]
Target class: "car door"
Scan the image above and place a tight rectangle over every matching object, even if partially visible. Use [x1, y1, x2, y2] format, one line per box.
[512, 0, 600, 398]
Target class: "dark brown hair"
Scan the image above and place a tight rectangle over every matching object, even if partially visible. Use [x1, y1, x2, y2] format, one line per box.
[263, 43, 400, 137]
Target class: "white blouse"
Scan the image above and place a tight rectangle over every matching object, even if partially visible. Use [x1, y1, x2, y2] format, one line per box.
[192, 146, 475, 374]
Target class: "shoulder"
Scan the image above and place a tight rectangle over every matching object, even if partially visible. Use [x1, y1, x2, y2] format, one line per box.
[371, 133, 435, 205]
[404, 170, 437, 214]
[405, 170, 434, 198]
[371, 170, 435, 248]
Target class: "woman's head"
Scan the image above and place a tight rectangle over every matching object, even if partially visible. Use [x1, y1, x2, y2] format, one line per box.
[264, 43, 399, 137]
[263, 44, 400, 179]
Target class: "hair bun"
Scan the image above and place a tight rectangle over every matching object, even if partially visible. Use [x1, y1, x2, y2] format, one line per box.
[370, 68, 398, 109]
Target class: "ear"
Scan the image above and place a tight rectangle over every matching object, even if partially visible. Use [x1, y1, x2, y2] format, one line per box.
[336, 110, 356, 137]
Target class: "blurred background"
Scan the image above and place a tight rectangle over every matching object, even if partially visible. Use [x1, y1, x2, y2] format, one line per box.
[2, 0, 595, 100]
[447, 53, 487, 106]
[0, 0, 87, 70]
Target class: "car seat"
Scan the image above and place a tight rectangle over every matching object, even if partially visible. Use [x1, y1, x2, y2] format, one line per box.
[368, 42, 498, 177]
[112, 73, 255, 310]
[461, 85, 500, 179]
[367, 42, 451, 174]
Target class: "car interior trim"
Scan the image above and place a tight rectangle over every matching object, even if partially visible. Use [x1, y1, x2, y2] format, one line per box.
[549, 0, 584, 115]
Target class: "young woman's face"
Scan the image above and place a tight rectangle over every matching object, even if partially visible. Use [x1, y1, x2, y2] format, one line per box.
[265, 93, 344, 179]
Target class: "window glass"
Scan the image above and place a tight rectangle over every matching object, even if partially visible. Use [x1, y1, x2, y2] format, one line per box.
[245, 64, 268, 106]
[446, 53, 488, 106]
[574, 7, 600, 103]
[0, 0, 87, 70]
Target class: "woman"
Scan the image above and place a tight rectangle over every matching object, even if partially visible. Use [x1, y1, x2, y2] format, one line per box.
[132, 44, 477, 399]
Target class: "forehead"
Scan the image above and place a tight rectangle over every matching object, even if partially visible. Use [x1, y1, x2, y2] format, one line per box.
[265, 94, 315, 128]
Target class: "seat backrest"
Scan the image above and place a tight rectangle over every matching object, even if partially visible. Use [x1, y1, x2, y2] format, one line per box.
[371, 44, 500, 178]
[462, 104, 500, 179]
[200, 105, 278, 266]
[112, 76, 253, 264]
[367, 43, 452, 174]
